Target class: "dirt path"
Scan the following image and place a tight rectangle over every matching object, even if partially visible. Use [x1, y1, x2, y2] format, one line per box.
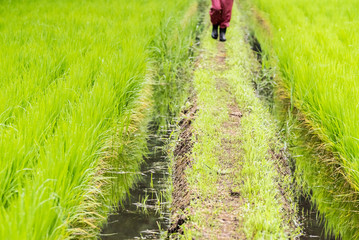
[169, 40, 247, 239]
[169, 3, 298, 239]
[194, 42, 245, 239]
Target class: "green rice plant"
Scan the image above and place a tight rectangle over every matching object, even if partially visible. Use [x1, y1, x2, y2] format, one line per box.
[150, 1, 200, 130]
[241, 0, 359, 238]
[0, 0, 198, 239]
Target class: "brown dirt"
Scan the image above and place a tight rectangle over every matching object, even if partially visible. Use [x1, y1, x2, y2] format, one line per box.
[269, 148, 300, 236]
[168, 98, 198, 235]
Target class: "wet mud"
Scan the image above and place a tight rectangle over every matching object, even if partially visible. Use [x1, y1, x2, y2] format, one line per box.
[168, 99, 198, 236]
[101, 135, 171, 240]
[299, 195, 338, 240]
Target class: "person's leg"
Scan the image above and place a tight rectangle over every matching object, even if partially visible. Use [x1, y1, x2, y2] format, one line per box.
[219, 0, 234, 41]
[220, 0, 234, 29]
[210, 0, 222, 39]
[210, 0, 222, 25]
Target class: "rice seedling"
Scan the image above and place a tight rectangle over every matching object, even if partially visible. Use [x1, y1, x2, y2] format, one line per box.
[0, 0, 198, 239]
[241, 0, 359, 238]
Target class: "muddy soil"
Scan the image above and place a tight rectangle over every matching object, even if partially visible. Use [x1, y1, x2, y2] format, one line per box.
[168, 99, 198, 235]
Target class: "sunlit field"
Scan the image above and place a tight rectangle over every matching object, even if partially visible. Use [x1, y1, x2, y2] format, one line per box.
[0, 0, 197, 238]
[6, 0, 359, 238]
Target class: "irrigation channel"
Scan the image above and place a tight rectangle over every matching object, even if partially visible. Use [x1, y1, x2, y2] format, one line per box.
[101, 133, 171, 240]
[298, 196, 337, 240]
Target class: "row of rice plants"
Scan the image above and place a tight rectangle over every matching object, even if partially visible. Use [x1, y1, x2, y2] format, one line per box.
[0, 0, 198, 239]
[241, 0, 359, 238]
[151, 1, 201, 129]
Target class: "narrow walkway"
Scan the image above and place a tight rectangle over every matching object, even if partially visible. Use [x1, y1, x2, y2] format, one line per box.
[184, 40, 245, 239]
[171, 3, 298, 239]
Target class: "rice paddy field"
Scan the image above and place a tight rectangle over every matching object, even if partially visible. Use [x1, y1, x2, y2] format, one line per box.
[242, 0, 359, 238]
[3, 0, 359, 238]
[0, 0, 198, 239]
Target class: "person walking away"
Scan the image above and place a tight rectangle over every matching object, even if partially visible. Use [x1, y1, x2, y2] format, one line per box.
[210, 0, 234, 42]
